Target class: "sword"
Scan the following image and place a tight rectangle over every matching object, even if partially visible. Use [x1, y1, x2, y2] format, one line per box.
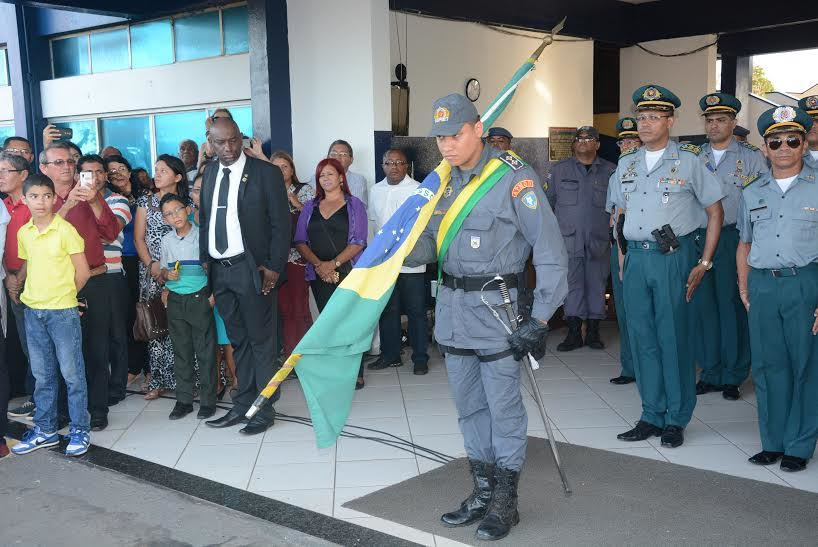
[480, 276, 572, 496]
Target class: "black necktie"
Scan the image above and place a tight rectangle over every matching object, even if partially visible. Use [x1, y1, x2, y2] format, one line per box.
[214, 167, 231, 254]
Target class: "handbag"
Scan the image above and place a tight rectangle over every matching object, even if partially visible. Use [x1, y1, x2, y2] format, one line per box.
[134, 264, 169, 341]
[318, 208, 352, 283]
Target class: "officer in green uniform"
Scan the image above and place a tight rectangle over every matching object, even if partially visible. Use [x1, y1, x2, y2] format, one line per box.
[407, 94, 567, 540]
[692, 93, 767, 400]
[607, 117, 641, 385]
[797, 95, 818, 168]
[737, 105, 818, 473]
[609, 85, 724, 448]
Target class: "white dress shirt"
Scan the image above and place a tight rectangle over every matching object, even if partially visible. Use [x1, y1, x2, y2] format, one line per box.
[208, 152, 246, 259]
[370, 175, 425, 274]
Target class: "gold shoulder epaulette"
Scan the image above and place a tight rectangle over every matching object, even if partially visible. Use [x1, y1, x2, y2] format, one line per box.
[679, 143, 702, 155]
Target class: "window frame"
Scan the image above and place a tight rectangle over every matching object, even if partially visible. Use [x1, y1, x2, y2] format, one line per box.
[48, 2, 248, 79]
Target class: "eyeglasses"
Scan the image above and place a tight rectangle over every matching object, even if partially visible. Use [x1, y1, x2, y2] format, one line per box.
[108, 167, 127, 175]
[162, 205, 188, 218]
[329, 151, 351, 158]
[574, 137, 597, 143]
[382, 160, 407, 167]
[766, 136, 803, 151]
[636, 114, 670, 124]
[42, 159, 76, 167]
[0, 169, 23, 176]
[4, 148, 31, 155]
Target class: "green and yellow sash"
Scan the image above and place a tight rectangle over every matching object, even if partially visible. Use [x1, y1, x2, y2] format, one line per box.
[435, 156, 514, 281]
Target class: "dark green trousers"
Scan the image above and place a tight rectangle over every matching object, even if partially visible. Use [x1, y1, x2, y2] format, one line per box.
[623, 235, 696, 428]
[610, 246, 634, 378]
[748, 264, 818, 459]
[691, 226, 751, 386]
[167, 288, 217, 407]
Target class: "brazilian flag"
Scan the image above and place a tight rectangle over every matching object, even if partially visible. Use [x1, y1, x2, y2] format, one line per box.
[253, 27, 563, 448]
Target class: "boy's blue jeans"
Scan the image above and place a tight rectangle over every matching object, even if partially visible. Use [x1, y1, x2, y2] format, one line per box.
[25, 307, 90, 432]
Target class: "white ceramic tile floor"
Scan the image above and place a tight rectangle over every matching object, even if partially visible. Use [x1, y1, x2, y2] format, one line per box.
[9, 323, 818, 546]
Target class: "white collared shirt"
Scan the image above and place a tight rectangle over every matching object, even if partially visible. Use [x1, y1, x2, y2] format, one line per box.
[370, 175, 425, 274]
[208, 152, 246, 259]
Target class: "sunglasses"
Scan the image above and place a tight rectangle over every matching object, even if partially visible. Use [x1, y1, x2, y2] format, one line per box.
[767, 136, 802, 151]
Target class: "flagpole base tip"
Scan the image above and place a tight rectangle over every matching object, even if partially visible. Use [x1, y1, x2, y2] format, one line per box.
[246, 396, 267, 419]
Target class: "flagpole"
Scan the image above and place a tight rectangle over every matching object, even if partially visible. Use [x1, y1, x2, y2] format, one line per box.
[246, 17, 568, 422]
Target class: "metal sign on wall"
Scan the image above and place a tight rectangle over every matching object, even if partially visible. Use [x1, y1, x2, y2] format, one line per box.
[548, 127, 577, 162]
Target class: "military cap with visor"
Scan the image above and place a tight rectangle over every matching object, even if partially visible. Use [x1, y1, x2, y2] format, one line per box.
[756, 105, 814, 138]
[429, 93, 480, 137]
[632, 84, 681, 111]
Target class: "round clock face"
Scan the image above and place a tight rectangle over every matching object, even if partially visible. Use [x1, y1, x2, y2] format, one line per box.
[466, 78, 480, 102]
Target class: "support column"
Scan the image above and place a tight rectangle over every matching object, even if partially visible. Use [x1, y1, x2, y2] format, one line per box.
[247, 0, 292, 155]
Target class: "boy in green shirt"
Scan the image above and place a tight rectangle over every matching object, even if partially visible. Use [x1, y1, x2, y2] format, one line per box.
[159, 193, 217, 420]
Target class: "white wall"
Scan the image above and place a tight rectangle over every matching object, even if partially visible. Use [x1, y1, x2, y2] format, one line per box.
[748, 93, 777, 149]
[619, 35, 717, 137]
[40, 54, 251, 118]
[0, 87, 12, 122]
[390, 13, 594, 137]
[287, 0, 390, 185]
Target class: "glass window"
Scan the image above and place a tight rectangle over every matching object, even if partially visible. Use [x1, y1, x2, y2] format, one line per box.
[0, 125, 15, 142]
[54, 120, 98, 156]
[155, 110, 207, 157]
[90, 28, 129, 72]
[100, 116, 151, 171]
[52, 35, 90, 78]
[208, 106, 253, 137]
[223, 6, 249, 55]
[174, 11, 221, 61]
[130, 19, 173, 68]
[0, 48, 8, 86]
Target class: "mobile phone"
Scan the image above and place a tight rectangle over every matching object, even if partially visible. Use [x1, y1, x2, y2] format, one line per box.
[79, 171, 93, 188]
[242, 137, 252, 149]
[77, 297, 88, 310]
[56, 127, 73, 140]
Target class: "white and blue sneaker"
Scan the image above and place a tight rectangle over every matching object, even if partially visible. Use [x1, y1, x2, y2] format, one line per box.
[65, 428, 90, 457]
[11, 426, 59, 455]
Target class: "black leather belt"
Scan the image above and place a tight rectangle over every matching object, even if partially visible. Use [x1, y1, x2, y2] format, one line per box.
[441, 272, 525, 292]
[214, 253, 246, 267]
[438, 344, 514, 363]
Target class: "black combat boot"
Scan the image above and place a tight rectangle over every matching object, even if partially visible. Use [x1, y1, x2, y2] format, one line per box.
[441, 459, 495, 527]
[557, 316, 583, 352]
[585, 319, 605, 349]
[475, 467, 520, 541]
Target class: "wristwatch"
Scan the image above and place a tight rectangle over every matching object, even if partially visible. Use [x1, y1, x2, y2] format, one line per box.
[334, 260, 341, 268]
[698, 258, 713, 271]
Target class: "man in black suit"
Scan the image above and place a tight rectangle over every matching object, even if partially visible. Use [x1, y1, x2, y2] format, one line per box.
[200, 118, 290, 435]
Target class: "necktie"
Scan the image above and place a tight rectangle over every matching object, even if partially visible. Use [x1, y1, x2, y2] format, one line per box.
[214, 167, 231, 254]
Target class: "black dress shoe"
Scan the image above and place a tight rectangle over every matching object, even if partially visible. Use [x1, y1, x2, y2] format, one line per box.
[367, 356, 402, 370]
[197, 406, 216, 419]
[239, 414, 275, 436]
[696, 381, 723, 395]
[780, 455, 808, 472]
[617, 420, 663, 441]
[205, 408, 248, 428]
[722, 384, 741, 400]
[610, 375, 635, 385]
[169, 402, 193, 420]
[413, 363, 429, 375]
[660, 425, 684, 448]
[90, 416, 108, 431]
[748, 450, 784, 465]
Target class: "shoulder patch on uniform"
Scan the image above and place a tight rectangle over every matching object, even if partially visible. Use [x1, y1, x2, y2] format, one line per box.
[679, 143, 702, 155]
[619, 147, 638, 159]
[738, 140, 760, 152]
[498, 152, 527, 171]
[520, 191, 538, 210]
[511, 179, 534, 198]
[742, 173, 761, 188]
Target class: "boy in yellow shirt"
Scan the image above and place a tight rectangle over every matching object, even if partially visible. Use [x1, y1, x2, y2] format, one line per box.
[11, 174, 91, 457]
